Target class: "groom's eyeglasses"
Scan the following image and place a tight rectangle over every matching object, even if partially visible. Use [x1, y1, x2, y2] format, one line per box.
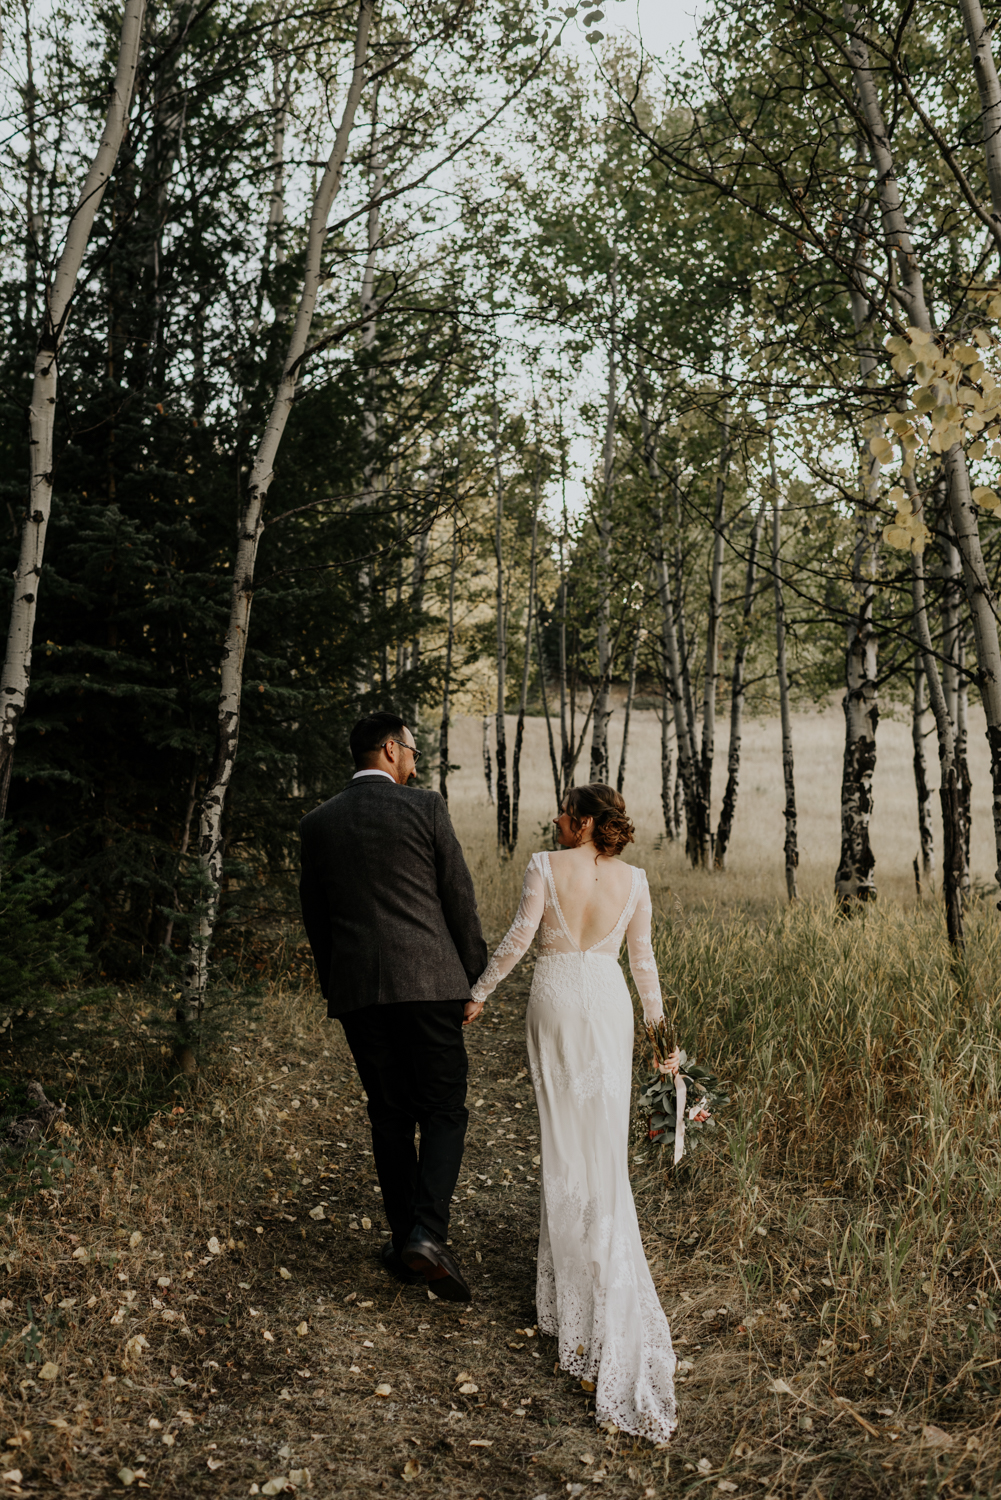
[380, 739, 421, 763]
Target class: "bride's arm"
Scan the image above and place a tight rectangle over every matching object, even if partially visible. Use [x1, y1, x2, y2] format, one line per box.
[470, 857, 546, 1005]
[626, 872, 665, 1024]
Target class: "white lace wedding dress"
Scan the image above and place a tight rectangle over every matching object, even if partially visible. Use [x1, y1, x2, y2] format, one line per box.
[470, 851, 677, 1444]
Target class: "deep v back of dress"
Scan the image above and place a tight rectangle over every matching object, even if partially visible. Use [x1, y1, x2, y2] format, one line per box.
[544, 850, 636, 952]
[471, 852, 677, 1445]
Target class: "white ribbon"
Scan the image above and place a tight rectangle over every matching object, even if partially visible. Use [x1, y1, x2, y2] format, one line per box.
[674, 1073, 687, 1166]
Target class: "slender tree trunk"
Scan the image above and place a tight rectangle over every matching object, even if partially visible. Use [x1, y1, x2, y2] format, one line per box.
[910, 499, 966, 948]
[659, 693, 676, 840]
[959, 0, 1001, 240]
[615, 612, 641, 794]
[537, 607, 562, 809]
[354, 86, 384, 695]
[408, 520, 430, 725]
[672, 475, 700, 819]
[657, 501, 700, 854]
[590, 269, 617, 783]
[770, 437, 799, 901]
[641, 423, 698, 850]
[21, 0, 43, 336]
[492, 398, 511, 852]
[482, 717, 494, 804]
[835, 135, 881, 905]
[179, 0, 373, 1056]
[438, 518, 458, 804]
[699, 398, 729, 866]
[511, 457, 540, 849]
[0, 0, 146, 829]
[956, 626, 973, 896]
[912, 663, 935, 883]
[715, 498, 764, 868]
[848, 4, 1001, 897]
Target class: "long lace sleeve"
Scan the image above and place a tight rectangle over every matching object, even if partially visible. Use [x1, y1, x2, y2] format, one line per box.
[626, 872, 664, 1023]
[470, 855, 546, 1004]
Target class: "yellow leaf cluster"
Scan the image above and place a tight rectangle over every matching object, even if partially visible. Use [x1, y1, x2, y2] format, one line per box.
[882, 485, 932, 554]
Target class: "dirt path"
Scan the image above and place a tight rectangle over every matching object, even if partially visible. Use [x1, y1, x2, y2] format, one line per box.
[215, 967, 695, 1498]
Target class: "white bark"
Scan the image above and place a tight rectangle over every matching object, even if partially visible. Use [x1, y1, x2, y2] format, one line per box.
[590, 264, 617, 783]
[770, 432, 799, 901]
[959, 0, 1001, 232]
[698, 398, 729, 867]
[615, 609, 641, 795]
[182, 0, 373, 1034]
[637, 407, 697, 842]
[491, 397, 511, 852]
[0, 0, 146, 821]
[715, 500, 764, 869]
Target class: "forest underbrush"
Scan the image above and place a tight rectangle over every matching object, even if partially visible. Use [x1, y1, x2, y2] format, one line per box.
[1, 894, 1000, 1498]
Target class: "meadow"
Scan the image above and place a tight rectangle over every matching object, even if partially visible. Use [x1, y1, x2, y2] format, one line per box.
[1, 709, 1000, 1499]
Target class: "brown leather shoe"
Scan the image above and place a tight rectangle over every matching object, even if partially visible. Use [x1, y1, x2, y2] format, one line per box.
[400, 1226, 472, 1303]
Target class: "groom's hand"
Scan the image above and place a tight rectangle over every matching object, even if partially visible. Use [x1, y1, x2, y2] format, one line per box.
[462, 1000, 485, 1026]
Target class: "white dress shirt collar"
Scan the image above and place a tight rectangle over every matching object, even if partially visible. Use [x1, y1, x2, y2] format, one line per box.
[352, 768, 395, 782]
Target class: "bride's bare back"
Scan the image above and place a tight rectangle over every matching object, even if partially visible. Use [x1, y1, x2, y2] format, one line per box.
[547, 846, 635, 951]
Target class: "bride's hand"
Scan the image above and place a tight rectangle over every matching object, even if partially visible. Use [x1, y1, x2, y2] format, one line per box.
[463, 1000, 485, 1027]
[656, 1047, 681, 1076]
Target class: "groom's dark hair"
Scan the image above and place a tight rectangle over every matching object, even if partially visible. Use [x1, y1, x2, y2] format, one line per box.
[350, 710, 410, 768]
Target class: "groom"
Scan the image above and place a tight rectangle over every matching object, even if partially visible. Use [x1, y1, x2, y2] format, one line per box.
[299, 711, 487, 1302]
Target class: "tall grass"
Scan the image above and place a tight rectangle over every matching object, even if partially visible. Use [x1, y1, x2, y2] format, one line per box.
[632, 896, 1001, 1429]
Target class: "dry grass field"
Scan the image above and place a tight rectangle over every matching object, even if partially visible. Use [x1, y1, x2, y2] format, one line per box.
[2, 709, 1001, 1500]
[447, 702, 999, 920]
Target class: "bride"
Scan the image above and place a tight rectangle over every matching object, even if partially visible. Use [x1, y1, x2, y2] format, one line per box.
[469, 783, 678, 1444]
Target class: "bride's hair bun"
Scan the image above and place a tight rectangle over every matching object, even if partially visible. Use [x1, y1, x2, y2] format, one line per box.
[565, 783, 635, 857]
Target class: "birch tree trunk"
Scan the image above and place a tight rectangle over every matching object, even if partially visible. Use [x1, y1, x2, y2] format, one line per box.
[715, 500, 764, 869]
[835, 128, 882, 905]
[537, 608, 563, 809]
[0, 0, 146, 828]
[482, 717, 494, 805]
[672, 471, 703, 858]
[656, 504, 700, 852]
[959, 0, 1001, 237]
[180, 0, 373, 1055]
[353, 86, 384, 695]
[492, 398, 512, 853]
[438, 518, 458, 804]
[911, 664, 935, 883]
[511, 459, 540, 849]
[659, 691, 676, 841]
[848, 2, 1001, 896]
[910, 515, 966, 948]
[615, 612, 641, 794]
[770, 435, 799, 900]
[640, 420, 698, 848]
[698, 399, 729, 867]
[956, 628, 972, 894]
[590, 276, 617, 784]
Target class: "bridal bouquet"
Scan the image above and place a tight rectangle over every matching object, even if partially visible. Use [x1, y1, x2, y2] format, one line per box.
[639, 1019, 729, 1164]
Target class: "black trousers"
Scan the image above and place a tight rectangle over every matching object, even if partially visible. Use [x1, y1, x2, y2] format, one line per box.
[339, 1000, 468, 1250]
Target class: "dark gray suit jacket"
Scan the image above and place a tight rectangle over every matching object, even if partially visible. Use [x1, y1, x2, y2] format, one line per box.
[299, 774, 487, 1017]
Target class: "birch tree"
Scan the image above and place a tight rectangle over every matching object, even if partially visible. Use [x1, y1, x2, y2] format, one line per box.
[180, 1, 374, 1052]
[0, 0, 146, 828]
[769, 433, 799, 901]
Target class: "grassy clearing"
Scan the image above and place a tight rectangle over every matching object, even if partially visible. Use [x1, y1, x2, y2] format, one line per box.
[3, 893, 1001, 1497]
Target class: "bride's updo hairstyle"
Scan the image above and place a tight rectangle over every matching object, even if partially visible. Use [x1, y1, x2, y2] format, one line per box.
[565, 782, 635, 857]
